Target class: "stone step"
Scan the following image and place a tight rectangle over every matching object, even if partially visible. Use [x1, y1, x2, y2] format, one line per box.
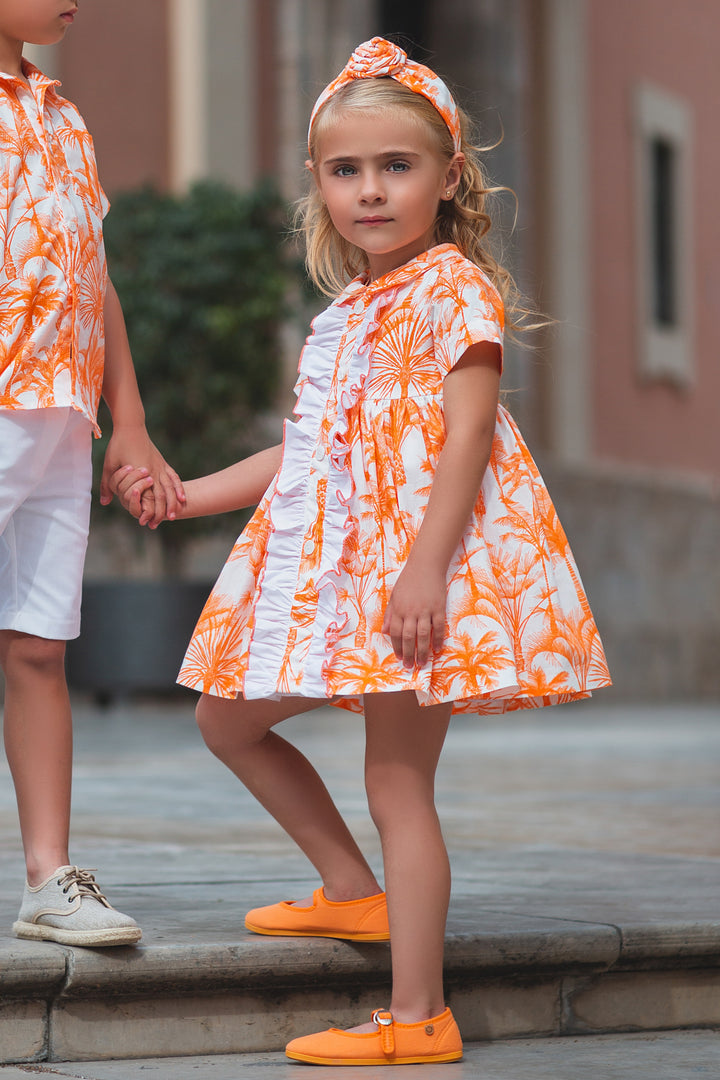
[2, 916, 719, 1064]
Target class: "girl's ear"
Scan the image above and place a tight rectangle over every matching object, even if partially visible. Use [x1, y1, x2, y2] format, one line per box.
[306, 159, 323, 195]
[444, 152, 465, 198]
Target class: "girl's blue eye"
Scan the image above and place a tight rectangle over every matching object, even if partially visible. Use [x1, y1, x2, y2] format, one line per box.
[334, 165, 356, 177]
[388, 161, 410, 173]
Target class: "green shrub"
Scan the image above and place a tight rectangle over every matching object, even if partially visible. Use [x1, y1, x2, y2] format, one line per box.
[97, 180, 290, 571]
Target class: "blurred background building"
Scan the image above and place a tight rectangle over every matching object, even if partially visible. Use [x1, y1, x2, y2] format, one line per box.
[27, 0, 720, 699]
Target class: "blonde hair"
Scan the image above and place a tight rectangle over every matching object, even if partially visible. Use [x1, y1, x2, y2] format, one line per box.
[298, 77, 534, 332]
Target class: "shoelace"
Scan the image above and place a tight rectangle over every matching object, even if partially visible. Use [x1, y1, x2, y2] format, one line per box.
[57, 866, 112, 909]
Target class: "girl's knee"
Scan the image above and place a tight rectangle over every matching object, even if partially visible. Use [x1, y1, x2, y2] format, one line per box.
[365, 771, 401, 832]
[195, 694, 227, 753]
[365, 767, 435, 835]
[195, 693, 256, 758]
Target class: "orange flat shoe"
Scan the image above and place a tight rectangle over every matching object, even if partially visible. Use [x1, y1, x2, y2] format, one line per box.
[245, 887, 389, 941]
[285, 1007, 463, 1066]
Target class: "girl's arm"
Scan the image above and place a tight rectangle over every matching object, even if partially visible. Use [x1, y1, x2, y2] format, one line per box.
[100, 278, 185, 523]
[382, 340, 501, 668]
[112, 444, 283, 524]
[173, 445, 283, 519]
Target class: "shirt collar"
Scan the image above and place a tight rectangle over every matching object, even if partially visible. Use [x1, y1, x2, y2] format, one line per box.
[0, 58, 61, 95]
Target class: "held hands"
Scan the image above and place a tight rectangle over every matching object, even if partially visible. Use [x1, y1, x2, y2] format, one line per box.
[100, 426, 184, 528]
[108, 465, 166, 528]
[382, 562, 447, 668]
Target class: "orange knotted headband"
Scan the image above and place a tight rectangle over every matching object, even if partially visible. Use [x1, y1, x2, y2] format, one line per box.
[308, 37, 462, 153]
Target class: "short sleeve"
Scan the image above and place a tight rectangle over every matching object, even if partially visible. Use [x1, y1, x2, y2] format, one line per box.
[98, 179, 110, 220]
[84, 132, 109, 219]
[429, 260, 505, 377]
[54, 96, 109, 220]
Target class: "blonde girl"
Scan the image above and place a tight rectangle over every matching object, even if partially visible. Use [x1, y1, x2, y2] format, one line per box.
[114, 37, 610, 1067]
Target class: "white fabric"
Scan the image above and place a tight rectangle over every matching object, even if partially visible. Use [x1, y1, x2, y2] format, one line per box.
[0, 407, 92, 640]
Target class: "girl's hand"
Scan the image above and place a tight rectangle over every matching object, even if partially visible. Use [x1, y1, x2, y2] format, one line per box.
[382, 562, 447, 668]
[381, 343, 500, 669]
[108, 465, 159, 527]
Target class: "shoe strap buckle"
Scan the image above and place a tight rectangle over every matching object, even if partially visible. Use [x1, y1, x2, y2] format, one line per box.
[372, 1010, 395, 1055]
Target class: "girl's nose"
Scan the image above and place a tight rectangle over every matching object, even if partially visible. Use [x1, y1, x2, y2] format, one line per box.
[359, 172, 385, 203]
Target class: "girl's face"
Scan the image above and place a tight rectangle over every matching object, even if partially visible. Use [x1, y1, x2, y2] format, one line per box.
[0, 0, 78, 55]
[312, 108, 463, 281]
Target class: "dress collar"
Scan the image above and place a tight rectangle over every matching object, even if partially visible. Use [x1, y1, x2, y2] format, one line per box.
[337, 244, 461, 306]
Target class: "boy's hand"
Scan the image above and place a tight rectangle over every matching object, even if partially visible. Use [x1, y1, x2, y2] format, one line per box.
[99, 427, 185, 526]
[109, 465, 161, 527]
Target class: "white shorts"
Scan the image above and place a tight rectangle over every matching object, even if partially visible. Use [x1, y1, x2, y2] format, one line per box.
[0, 408, 93, 640]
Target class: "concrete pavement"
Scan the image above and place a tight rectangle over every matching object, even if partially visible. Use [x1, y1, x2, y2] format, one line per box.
[0, 696, 718, 1066]
[0, 1030, 719, 1079]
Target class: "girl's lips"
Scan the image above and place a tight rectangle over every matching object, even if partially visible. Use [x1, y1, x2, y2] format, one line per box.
[60, 9, 77, 22]
[358, 217, 391, 224]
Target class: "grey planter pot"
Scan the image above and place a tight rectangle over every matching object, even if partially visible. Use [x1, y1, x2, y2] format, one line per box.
[66, 581, 211, 700]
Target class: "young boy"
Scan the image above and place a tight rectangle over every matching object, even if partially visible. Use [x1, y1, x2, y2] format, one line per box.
[0, 0, 184, 945]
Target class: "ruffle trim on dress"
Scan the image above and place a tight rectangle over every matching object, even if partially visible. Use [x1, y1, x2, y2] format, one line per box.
[242, 294, 376, 699]
[297, 295, 390, 695]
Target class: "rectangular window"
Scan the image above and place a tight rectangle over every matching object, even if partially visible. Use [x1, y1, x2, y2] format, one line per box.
[634, 84, 693, 385]
[650, 137, 675, 326]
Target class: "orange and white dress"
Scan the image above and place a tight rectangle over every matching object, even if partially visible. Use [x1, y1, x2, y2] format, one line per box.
[178, 244, 611, 713]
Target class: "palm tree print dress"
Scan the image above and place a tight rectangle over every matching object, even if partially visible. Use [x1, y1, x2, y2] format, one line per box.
[178, 244, 611, 713]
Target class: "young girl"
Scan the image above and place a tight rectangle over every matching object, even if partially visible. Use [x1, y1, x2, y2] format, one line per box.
[114, 37, 611, 1067]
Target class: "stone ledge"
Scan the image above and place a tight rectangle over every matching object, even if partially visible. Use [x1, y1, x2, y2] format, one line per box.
[1, 919, 621, 1006]
[3, 918, 720, 1004]
[2, 920, 720, 1063]
[0, 940, 67, 995]
[616, 921, 720, 967]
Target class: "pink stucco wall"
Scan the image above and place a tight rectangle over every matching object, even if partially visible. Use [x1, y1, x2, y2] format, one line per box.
[58, 0, 170, 194]
[588, 0, 720, 483]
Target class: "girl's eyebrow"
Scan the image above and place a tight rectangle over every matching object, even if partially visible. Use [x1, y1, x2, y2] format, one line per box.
[322, 150, 423, 166]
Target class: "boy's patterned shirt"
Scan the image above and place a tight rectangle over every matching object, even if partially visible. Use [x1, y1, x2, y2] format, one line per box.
[0, 60, 109, 431]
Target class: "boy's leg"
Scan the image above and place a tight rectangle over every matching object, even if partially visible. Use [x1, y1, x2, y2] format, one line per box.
[0, 631, 72, 884]
[0, 409, 139, 944]
[364, 691, 453, 1023]
[0, 409, 89, 884]
[196, 693, 381, 900]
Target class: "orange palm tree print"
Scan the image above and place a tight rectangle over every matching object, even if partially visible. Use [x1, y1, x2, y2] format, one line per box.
[1, 62, 109, 432]
[179, 244, 610, 712]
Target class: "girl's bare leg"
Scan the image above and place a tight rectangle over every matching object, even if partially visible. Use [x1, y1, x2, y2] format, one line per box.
[0, 631, 72, 885]
[196, 693, 381, 900]
[363, 690, 452, 1023]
